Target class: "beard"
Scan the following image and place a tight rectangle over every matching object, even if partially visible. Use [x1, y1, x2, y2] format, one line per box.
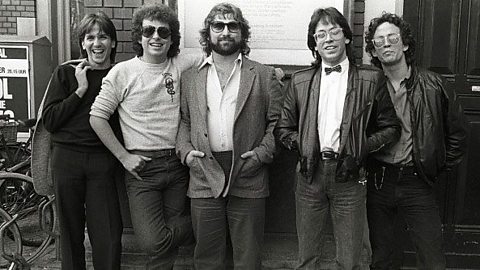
[210, 37, 242, 56]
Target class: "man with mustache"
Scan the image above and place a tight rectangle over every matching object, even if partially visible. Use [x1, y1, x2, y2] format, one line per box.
[364, 13, 467, 269]
[176, 3, 283, 269]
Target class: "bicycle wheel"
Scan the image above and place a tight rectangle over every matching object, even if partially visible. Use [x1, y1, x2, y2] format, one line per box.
[0, 172, 56, 263]
[0, 207, 22, 268]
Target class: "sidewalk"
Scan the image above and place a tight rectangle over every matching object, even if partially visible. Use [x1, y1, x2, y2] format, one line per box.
[30, 233, 371, 269]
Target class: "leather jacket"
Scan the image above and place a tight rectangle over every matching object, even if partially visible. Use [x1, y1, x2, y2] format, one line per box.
[372, 66, 467, 184]
[274, 64, 401, 183]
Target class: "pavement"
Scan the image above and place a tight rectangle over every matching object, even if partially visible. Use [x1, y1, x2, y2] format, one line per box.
[26, 233, 372, 269]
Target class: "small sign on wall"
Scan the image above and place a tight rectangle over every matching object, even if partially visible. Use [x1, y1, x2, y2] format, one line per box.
[178, 0, 346, 65]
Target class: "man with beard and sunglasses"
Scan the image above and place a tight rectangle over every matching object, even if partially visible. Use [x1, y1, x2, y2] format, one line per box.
[364, 13, 467, 269]
[90, 4, 202, 269]
[175, 3, 283, 269]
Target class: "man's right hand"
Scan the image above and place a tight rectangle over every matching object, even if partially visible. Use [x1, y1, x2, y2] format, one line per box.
[185, 150, 205, 167]
[120, 153, 152, 180]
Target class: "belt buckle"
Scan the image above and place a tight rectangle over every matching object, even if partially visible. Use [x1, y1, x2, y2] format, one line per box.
[320, 151, 338, 160]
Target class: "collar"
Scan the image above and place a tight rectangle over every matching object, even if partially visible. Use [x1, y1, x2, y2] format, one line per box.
[199, 53, 243, 71]
[321, 58, 349, 75]
[385, 65, 412, 86]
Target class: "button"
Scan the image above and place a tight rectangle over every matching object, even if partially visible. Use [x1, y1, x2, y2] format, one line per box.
[204, 133, 208, 137]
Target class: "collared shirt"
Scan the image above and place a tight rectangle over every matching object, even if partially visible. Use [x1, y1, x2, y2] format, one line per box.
[317, 58, 349, 153]
[375, 66, 413, 165]
[200, 53, 242, 152]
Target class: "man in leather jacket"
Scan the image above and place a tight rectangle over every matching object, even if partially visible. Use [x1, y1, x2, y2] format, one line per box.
[364, 13, 467, 270]
[274, 7, 400, 269]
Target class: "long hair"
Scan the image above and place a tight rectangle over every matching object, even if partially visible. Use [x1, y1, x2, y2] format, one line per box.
[199, 2, 251, 56]
[77, 11, 117, 63]
[307, 7, 354, 67]
[131, 4, 181, 58]
[365, 13, 416, 68]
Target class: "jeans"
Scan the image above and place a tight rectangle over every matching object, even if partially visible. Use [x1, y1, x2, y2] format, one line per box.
[52, 146, 123, 270]
[125, 153, 191, 270]
[191, 196, 266, 270]
[367, 166, 446, 270]
[295, 159, 366, 270]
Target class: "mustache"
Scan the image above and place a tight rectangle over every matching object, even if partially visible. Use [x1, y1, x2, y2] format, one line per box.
[217, 36, 235, 42]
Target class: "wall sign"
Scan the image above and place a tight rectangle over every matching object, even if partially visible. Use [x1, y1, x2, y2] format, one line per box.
[179, 0, 345, 65]
[0, 46, 29, 128]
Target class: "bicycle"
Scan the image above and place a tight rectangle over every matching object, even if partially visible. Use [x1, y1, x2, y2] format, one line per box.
[0, 117, 58, 269]
[0, 116, 35, 176]
[0, 207, 23, 269]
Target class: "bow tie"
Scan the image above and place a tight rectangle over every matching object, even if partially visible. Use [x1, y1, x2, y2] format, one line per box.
[325, 65, 342, 75]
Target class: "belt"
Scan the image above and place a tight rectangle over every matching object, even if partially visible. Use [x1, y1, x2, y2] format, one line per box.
[320, 151, 339, 160]
[382, 163, 417, 176]
[130, 149, 176, 158]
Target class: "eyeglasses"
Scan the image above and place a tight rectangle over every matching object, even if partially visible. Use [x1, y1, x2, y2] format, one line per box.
[373, 33, 401, 47]
[313, 27, 344, 42]
[141, 26, 171, 39]
[210, 21, 240, 33]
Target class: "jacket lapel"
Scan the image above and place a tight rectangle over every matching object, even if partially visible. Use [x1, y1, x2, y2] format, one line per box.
[234, 58, 255, 122]
[338, 65, 356, 155]
[195, 66, 209, 121]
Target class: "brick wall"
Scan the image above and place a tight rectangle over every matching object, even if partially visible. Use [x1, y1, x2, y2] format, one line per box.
[79, 0, 167, 61]
[353, 0, 365, 64]
[0, 0, 36, 35]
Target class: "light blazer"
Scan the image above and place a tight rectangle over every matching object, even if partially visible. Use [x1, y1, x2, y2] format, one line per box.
[176, 57, 283, 199]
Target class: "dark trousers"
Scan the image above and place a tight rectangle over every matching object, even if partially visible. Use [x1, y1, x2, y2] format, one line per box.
[295, 159, 366, 270]
[367, 166, 446, 270]
[191, 196, 265, 270]
[52, 146, 123, 270]
[190, 150, 265, 270]
[125, 153, 191, 270]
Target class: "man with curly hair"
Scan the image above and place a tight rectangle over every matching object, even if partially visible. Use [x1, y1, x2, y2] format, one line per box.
[90, 4, 202, 269]
[365, 13, 467, 269]
[176, 3, 283, 269]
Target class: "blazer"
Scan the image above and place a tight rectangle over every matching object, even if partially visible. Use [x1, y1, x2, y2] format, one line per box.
[176, 57, 283, 199]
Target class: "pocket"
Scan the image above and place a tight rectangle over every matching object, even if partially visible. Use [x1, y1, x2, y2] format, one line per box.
[188, 157, 204, 176]
[240, 155, 263, 177]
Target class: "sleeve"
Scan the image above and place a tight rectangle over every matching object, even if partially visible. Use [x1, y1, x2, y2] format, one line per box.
[273, 73, 299, 151]
[90, 69, 123, 120]
[439, 76, 467, 168]
[42, 65, 83, 133]
[367, 75, 401, 153]
[176, 52, 205, 72]
[175, 71, 195, 164]
[251, 67, 284, 164]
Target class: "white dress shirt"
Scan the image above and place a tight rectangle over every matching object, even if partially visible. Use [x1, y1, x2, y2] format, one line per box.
[317, 58, 349, 153]
[200, 54, 242, 152]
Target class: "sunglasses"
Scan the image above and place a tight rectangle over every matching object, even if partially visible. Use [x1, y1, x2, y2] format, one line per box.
[313, 27, 344, 43]
[141, 26, 171, 39]
[373, 33, 401, 47]
[210, 21, 240, 33]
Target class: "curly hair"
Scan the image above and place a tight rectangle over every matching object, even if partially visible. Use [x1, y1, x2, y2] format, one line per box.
[131, 4, 180, 58]
[307, 7, 354, 67]
[199, 2, 251, 56]
[77, 11, 117, 63]
[365, 13, 416, 68]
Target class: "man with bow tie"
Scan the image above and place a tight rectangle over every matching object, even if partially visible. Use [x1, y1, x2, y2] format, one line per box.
[274, 7, 400, 269]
